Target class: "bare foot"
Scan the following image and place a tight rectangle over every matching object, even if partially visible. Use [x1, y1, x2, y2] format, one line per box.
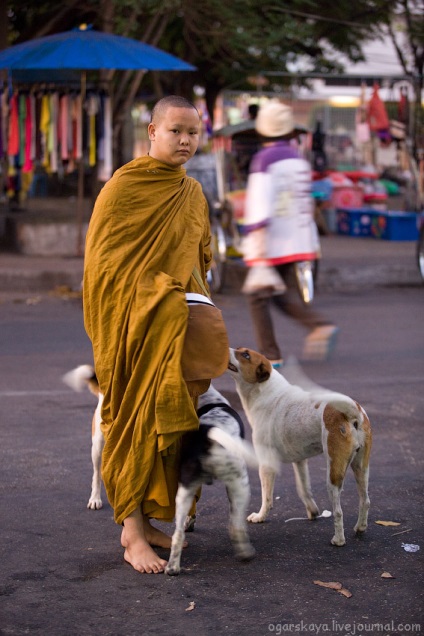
[121, 509, 167, 574]
[142, 516, 173, 548]
[142, 515, 188, 549]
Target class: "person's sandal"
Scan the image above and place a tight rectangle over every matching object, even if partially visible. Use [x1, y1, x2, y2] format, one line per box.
[270, 359, 284, 369]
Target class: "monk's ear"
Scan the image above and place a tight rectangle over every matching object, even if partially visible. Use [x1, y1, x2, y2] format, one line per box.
[148, 122, 156, 141]
[256, 363, 270, 383]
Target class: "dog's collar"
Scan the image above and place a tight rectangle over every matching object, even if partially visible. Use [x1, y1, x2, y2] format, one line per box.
[196, 402, 245, 439]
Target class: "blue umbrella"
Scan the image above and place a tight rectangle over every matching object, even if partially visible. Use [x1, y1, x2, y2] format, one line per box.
[0, 26, 195, 72]
[0, 26, 195, 254]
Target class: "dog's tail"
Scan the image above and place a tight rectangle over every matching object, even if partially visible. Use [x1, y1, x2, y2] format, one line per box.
[207, 427, 280, 472]
[62, 364, 99, 397]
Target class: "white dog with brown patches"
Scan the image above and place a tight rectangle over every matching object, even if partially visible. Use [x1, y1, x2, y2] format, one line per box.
[62, 365, 105, 510]
[227, 347, 372, 546]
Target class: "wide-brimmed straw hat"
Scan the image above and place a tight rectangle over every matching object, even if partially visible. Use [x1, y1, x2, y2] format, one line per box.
[255, 101, 294, 138]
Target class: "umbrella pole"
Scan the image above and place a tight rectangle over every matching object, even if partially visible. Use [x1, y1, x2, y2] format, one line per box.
[76, 71, 86, 256]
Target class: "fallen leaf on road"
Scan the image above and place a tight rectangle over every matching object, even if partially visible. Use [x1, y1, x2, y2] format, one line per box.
[313, 580, 352, 598]
[375, 520, 401, 527]
[185, 601, 196, 612]
[381, 572, 395, 579]
[313, 580, 342, 590]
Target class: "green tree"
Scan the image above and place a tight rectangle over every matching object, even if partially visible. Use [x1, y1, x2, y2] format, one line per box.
[150, 1, 394, 119]
[4, 0, 393, 115]
[10, 0, 424, 165]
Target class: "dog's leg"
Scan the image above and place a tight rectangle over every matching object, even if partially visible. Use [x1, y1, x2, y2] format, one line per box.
[351, 410, 372, 535]
[325, 450, 353, 546]
[323, 415, 360, 546]
[327, 481, 346, 546]
[247, 465, 276, 523]
[292, 460, 320, 520]
[87, 405, 104, 510]
[351, 448, 371, 534]
[226, 471, 256, 561]
[165, 485, 196, 576]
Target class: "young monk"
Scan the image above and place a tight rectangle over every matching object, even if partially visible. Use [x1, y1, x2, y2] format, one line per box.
[83, 96, 212, 573]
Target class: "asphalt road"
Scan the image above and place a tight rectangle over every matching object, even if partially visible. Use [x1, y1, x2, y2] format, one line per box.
[0, 281, 423, 636]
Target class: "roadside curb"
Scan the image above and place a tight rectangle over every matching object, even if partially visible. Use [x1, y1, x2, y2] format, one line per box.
[0, 255, 84, 293]
[0, 236, 421, 294]
[223, 258, 422, 295]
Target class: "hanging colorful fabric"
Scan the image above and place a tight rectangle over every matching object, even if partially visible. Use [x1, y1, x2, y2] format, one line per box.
[98, 95, 113, 182]
[48, 93, 59, 173]
[74, 94, 83, 161]
[60, 94, 69, 161]
[0, 89, 4, 158]
[18, 94, 26, 167]
[23, 95, 33, 173]
[40, 94, 50, 169]
[367, 84, 390, 131]
[87, 94, 98, 167]
[7, 93, 19, 158]
[30, 93, 36, 163]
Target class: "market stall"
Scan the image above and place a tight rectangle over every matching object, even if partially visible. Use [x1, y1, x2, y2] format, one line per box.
[0, 26, 195, 254]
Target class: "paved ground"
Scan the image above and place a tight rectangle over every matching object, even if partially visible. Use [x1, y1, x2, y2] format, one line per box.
[0, 233, 423, 636]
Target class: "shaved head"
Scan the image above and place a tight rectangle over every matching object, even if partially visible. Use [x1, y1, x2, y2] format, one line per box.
[148, 95, 200, 166]
[151, 95, 199, 124]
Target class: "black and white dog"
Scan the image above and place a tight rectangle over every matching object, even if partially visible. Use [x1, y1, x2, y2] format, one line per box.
[166, 384, 260, 575]
[63, 367, 268, 575]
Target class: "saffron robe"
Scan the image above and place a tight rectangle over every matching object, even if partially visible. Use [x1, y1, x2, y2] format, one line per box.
[83, 155, 212, 525]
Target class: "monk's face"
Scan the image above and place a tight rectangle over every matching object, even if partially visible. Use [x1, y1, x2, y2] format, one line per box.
[148, 106, 200, 166]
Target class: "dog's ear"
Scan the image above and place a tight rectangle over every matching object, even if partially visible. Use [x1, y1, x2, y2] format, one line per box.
[256, 363, 270, 383]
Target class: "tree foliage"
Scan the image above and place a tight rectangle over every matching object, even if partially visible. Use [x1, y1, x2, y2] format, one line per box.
[4, 0, 392, 110]
[4, 0, 423, 158]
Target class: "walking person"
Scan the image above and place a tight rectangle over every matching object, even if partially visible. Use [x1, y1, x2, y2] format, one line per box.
[241, 101, 338, 366]
[83, 96, 213, 574]
[312, 120, 328, 173]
